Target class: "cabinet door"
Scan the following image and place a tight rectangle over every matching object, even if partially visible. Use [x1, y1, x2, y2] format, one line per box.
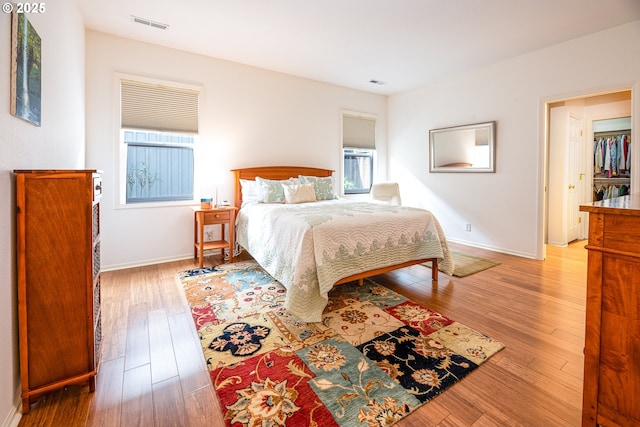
[23, 176, 91, 388]
[597, 254, 640, 425]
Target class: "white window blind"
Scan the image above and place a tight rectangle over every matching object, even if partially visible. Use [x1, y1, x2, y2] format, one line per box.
[121, 79, 199, 133]
[342, 115, 376, 149]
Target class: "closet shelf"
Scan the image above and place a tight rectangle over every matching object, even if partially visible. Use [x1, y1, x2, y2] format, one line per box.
[593, 129, 630, 138]
[593, 176, 630, 183]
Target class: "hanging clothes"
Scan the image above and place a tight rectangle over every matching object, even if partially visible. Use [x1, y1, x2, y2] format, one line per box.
[626, 136, 632, 172]
[594, 138, 603, 173]
[593, 134, 631, 179]
[593, 130, 631, 202]
[610, 137, 618, 177]
[593, 183, 630, 201]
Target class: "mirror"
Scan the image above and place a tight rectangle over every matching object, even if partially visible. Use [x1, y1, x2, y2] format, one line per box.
[429, 121, 496, 172]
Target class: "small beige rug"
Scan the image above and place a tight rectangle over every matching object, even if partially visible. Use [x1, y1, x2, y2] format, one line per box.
[426, 250, 501, 277]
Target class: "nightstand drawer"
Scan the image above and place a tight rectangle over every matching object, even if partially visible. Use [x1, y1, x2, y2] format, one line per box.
[204, 210, 230, 222]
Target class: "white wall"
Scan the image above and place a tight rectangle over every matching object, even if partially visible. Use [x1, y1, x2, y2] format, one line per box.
[388, 20, 640, 258]
[0, 1, 86, 425]
[85, 31, 388, 270]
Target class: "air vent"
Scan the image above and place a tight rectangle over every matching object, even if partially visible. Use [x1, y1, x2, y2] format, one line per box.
[369, 79, 387, 85]
[131, 15, 169, 30]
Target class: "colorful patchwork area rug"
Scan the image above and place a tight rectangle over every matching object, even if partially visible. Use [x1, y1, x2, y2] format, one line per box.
[179, 261, 504, 426]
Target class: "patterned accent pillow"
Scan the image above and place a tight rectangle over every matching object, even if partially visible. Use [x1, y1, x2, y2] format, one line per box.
[299, 175, 338, 200]
[283, 183, 317, 204]
[255, 177, 292, 203]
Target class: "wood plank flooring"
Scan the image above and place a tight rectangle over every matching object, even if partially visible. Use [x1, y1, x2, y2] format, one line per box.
[18, 241, 588, 427]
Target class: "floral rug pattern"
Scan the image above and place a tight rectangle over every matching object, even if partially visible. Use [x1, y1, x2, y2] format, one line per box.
[180, 261, 504, 426]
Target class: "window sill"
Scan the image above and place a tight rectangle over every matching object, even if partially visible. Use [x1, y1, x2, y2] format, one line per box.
[115, 199, 198, 210]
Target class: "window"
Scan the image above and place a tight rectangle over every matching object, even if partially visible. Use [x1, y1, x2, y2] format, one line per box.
[342, 113, 376, 194]
[343, 149, 374, 194]
[123, 130, 194, 203]
[120, 78, 199, 204]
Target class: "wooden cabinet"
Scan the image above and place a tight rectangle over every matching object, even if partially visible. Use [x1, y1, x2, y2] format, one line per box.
[192, 206, 237, 268]
[579, 194, 640, 427]
[15, 170, 102, 414]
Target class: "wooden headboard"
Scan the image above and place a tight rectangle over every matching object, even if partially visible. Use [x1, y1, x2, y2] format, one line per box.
[231, 166, 334, 208]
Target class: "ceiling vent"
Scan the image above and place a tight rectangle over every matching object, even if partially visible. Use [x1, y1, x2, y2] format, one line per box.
[131, 15, 169, 30]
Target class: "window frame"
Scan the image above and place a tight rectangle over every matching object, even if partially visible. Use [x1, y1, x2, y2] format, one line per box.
[115, 73, 202, 209]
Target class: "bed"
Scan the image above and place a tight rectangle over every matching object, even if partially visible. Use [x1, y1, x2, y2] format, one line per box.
[232, 166, 454, 322]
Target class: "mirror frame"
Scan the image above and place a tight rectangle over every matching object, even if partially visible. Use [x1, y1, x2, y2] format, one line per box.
[429, 121, 496, 173]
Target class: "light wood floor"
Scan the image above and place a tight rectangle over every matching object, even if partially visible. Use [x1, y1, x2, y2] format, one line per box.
[18, 241, 588, 427]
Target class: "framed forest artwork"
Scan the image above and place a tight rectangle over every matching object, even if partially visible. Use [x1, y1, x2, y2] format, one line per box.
[11, 12, 41, 126]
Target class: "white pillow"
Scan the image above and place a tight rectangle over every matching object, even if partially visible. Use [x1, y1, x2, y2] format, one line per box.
[240, 179, 260, 205]
[283, 183, 317, 204]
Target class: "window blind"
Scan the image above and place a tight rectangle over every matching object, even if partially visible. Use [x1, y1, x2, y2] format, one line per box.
[342, 115, 376, 149]
[121, 79, 199, 133]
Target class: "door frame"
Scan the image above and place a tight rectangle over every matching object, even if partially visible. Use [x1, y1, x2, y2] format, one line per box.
[537, 81, 639, 260]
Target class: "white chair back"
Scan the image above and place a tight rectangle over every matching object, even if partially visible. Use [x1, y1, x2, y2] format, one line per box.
[370, 182, 401, 206]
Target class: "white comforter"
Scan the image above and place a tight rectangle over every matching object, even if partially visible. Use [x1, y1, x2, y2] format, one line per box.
[236, 199, 453, 322]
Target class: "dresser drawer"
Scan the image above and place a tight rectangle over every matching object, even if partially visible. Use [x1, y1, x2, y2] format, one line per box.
[604, 215, 640, 254]
[204, 210, 230, 223]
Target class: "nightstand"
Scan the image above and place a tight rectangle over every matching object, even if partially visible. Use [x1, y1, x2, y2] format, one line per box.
[192, 205, 238, 268]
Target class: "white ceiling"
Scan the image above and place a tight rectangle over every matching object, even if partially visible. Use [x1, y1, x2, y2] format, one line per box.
[77, 0, 640, 95]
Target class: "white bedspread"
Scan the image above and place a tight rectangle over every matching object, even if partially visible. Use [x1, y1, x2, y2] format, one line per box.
[236, 199, 453, 322]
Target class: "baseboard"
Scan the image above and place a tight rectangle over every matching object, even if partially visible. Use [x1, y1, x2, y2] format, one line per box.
[446, 237, 537, 260]
[1, 390, 22, 427]
[1, 412, 20, 427]
[101, 253, 194, 271]
[101, 247, 230, 272]
[103, 241, 535, 272]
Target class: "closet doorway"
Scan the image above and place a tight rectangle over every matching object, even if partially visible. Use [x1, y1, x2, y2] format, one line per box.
[546, 89, 632, 248]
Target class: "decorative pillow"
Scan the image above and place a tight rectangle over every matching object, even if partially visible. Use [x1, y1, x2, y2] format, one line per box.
[255, 177, 292, 203]
[283, 183, 317, 204]
[239, 179, 260, 205]
[299, 175, 338, 200]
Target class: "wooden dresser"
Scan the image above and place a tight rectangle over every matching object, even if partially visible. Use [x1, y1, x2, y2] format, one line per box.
[15, 170, 102, 413]
[579, 194, 640, 427]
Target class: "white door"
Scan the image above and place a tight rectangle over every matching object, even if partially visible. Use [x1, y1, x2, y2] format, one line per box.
[566, 114, 583, 242]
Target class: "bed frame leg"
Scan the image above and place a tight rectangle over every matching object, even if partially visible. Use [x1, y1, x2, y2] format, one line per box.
[432, 259, 438, 281]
